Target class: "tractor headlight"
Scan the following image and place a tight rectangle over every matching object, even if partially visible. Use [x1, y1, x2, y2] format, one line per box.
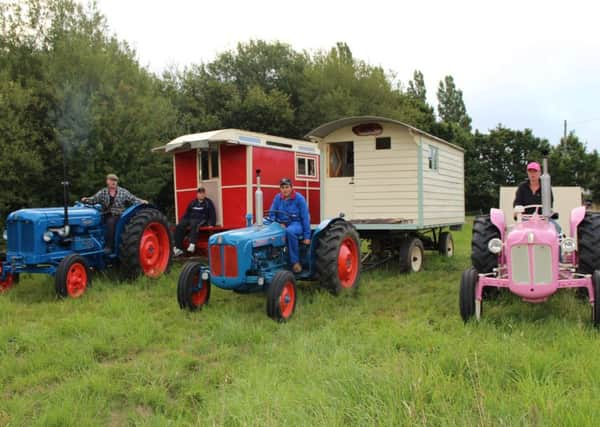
[257, 277, 265, 286]
[2, 229, 7, 240]
[561, 237, 576, 253]
[201, 271, 209, 281]
[488, 238, 503, 254]
[43, 231, 54, 242]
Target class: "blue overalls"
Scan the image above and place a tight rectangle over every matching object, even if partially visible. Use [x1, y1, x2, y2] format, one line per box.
[269, 192, 311, 265]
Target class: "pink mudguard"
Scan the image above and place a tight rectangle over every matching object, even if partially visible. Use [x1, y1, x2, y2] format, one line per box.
[490, 208, 505, 240]
[570, 206, 586, 238]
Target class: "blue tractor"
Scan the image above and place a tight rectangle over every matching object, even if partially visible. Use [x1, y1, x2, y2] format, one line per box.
[0, 202, 173, 298]
[177, 170, 361, 322]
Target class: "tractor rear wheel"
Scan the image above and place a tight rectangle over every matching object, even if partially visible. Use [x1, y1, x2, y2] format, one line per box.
[119, 208, 173, 280]
[177, 261, 210, 311]
[399, 237, 425, 273]
[266, 270, 297, 322]
[471, 215, 500, 273]
[315, 221, 361, 294]
[578, 212, 600, 274]
[55, 254, 91, 298]
[459, 267, 479, 322]
[593, 271, 600, 328]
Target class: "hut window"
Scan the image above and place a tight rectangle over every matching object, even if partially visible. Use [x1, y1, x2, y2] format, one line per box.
[428, 145, 439, 171]
[329, 142, 354, 177]
[296, 155, 317, 179]
[199, 146, 219, 180]
[375, 137, 391, 150]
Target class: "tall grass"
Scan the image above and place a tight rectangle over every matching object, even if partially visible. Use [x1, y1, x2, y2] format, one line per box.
[1, 221, 600, 426]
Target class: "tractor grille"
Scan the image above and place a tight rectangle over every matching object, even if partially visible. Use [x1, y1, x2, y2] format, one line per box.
[210, 244, 238, 278]
[511, 244, 552, 284]
[7, 221, 34, 253]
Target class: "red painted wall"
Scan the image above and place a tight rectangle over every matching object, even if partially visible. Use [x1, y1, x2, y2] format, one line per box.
[174, 151, 198, 221]
[220, 144, 248, 228]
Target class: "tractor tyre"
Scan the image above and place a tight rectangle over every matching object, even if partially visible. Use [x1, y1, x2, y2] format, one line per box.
[177, 261, 210, 311]
[459, 267, 478, 322]
[315, 220, 361, 295]
[399, 237, 425, 273]
[55, 254, 91, 298]
[471, 215, 500, 274]
[266, 270, 297, 322]
[438, 231, 454, 257]
[119, 208, 173, 280]
[578, 212, 600, 274]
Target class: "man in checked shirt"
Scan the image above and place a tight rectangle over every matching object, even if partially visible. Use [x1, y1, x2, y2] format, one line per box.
[82, 173, 148, 253]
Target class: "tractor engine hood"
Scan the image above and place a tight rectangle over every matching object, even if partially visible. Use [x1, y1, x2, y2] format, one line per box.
[506, 219, 558, 246]
[208, 222, 286, 248]
[7, 206, 102, 228]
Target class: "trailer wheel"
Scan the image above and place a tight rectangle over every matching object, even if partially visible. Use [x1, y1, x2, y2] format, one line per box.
[315, 221, 361, 294]
[119, 208, 173, 280]
[438, 231, 454, 257]
[266, 270, 297, 322]
[399, 237, 424, 273]
[459, 267, 478, 322]
[177, 261, 210, 311]
[55, 254, 91, 298]
[578, 212, 600, 274]
[471, 215, 500, 273]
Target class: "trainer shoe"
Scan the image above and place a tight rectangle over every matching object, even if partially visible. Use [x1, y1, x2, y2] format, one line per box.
[187, 243, 196, 253]
[173, 247, 184, 257]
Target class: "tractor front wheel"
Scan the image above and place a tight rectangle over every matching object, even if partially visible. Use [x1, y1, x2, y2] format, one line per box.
[266, 271, 297, 322]
[315, 221, 361, 294]
[55, 254, 91, 298]
[459, 267, 479, 322]
[177, 261, 211, 311]
[119, 208, 173, 280]
[0, 273, 17, 293]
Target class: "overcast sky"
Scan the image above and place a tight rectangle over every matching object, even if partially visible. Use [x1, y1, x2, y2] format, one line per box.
[93, 0, 600, 149]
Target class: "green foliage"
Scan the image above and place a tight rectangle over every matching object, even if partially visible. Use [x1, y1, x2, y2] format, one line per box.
[2, 0, 600, 220]
[437, 75, 472, 130]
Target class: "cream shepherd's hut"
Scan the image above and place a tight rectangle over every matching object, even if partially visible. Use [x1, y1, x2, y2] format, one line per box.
[306, 116, 465, 272]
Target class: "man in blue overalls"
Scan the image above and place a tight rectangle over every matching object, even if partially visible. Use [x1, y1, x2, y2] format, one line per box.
[269, 178, 311, 273]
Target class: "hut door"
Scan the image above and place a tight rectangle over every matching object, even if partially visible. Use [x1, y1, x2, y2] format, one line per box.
[324, 141, 354, 218]
[198, 144, 221, 224]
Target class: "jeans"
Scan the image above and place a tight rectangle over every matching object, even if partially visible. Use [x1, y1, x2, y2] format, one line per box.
[174, 218, 206, 249]
[105, 214, 120, 251]
[285, 222, 304, 264]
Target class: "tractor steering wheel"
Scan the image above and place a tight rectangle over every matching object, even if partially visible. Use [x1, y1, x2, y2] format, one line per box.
[264, 210, 294, 225]
[76, 200, 102, 211]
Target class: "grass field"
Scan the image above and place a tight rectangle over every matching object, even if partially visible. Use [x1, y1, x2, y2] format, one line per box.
[2, 220, 600, 426]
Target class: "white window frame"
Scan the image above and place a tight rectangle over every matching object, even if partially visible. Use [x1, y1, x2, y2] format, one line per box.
[295, 153, 319, 181]
[428, 145, 439, 171]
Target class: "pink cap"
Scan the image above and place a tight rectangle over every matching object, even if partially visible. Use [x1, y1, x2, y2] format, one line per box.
[527, 162, 541, 172]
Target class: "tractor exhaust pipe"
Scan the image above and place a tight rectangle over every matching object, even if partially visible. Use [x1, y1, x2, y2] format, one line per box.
[61, 141, 70, 237]
[255, 169, 263, 226]
[541, 150, 551, 218]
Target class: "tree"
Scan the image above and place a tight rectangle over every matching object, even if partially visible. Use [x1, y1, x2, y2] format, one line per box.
[407, 70, 427, 103]
[437, 75, 472, 130]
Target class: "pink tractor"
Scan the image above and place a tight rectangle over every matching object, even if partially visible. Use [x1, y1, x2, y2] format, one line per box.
[460, 155, 600, 326]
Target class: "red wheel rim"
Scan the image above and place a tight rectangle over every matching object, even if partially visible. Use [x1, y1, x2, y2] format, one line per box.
[279, 282, 296, 319]
[139, 222, 170, 278]
[338, 237, 359, 288]
[0, 274, 14, 293]
[66, 263, 87, 298]
[190, 274, 209, 307]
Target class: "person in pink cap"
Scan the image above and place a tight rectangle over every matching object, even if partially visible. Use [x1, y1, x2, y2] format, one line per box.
[513, 161, 553, 214]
